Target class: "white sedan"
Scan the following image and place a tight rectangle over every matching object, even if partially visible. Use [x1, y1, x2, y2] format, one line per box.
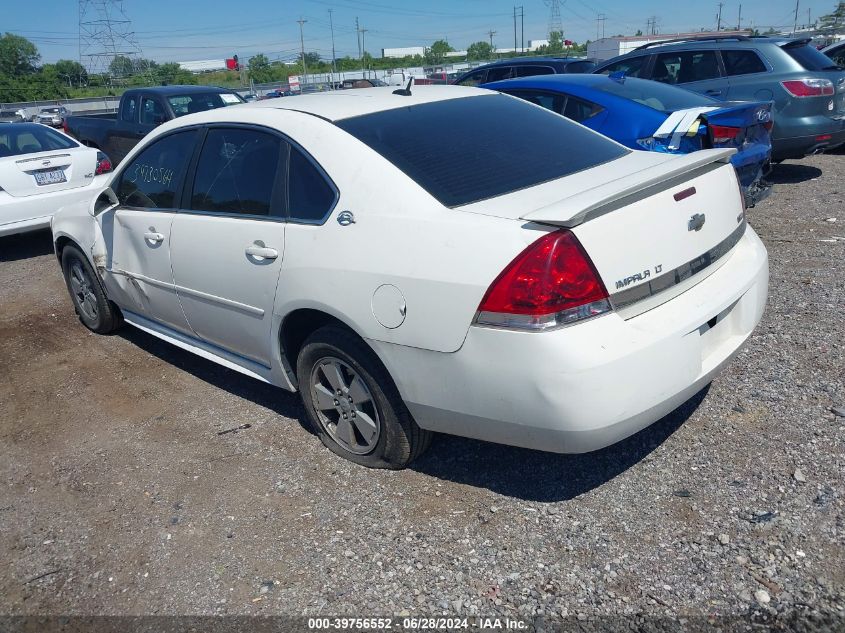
[1, 123, 112, 237]
[50, 86, 768, 469]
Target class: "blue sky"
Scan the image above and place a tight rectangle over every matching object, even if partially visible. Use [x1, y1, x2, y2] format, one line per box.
[6, 0, 838, 65]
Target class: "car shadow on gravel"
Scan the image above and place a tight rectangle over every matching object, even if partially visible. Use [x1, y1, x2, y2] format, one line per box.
[411, 386, 710, 502]
[768, 162, 823, 184]
[0, 229, 54, 262]
[118, 326, 309, 430]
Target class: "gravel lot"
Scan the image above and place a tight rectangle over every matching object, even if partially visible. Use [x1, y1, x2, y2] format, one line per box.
[0, 153, 843, 629]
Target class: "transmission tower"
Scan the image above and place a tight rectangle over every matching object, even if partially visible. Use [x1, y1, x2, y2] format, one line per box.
[78, 0, 147, 84]
[544, 0, 564, 37]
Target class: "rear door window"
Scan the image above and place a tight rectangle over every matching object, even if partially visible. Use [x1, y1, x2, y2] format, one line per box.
[140, 97, 166, 125]
[190, 128, 283, 217]
[486, 66, 515, 82]
[336, 93, 628, 207]
[722, 49, 768, 76]
[456, 69, 487, 86]
[597, 56, 648, 78]
[563, 96, 604, 122]
[115, 130, 197, 209]
[515, 65, 556, 77]
[783, 42, 841, 70]
[565, 60, 596, 73]
[287, 147, 337, 223]
[653, 51, 721, 84]
[121, 96, 137, 122]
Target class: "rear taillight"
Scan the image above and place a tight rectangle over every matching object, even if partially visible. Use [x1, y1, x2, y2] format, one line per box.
[95, 151, 112, 175]
[709, 124, 741, 144]
[763, 121, 774, 132]
[781, 78, 835, 97]
[475, 230, 611, 331]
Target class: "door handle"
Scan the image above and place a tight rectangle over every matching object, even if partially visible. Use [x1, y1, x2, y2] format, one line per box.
[143, 232, 165, 243]
[245, 245, 278, 260]
[705, 89, 722, 96]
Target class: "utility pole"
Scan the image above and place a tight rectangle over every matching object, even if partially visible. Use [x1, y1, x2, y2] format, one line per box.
[808, 8, 811, 29]
[355, 16, 361, 61]
[738, 4, 742, 30]
[512, 6, 524, 53]
[297, 17, 308, 83]
[716, 2, 724, 31]
[361, 28, 368, 77]
[488, 29, 496, 50]
[792, 0, 799, 35]
[328, 8, 337, 87]
[596, 13, 606, 40]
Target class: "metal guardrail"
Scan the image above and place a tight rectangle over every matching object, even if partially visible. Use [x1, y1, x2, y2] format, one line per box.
[1, 95, 120, 120]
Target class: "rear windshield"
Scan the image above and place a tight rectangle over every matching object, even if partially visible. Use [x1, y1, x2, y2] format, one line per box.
[335, 94, 629, 207]
[783, 43, 841, 70]
[0, 124, 77, 157]
[167, 92, 243, 117]
[592, 77, 717, 112]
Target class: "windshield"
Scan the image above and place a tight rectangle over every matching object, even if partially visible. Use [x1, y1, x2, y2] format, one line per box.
[336, 94, 629, 207]
[592, 76, 717, 112]
[167, 92, 244, 117]
[784, 42, 841, 70]
[0, 124, 78, 157]
[42, 108, 62, 114]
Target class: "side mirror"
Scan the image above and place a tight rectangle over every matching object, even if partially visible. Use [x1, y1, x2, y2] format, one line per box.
[94, 186, 119, 215]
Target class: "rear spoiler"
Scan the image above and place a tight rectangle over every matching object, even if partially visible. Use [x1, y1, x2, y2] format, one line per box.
[520, 148, 736, 228]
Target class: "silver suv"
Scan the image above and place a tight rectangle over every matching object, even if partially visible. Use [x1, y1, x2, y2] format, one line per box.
[594, 36, 845, 160]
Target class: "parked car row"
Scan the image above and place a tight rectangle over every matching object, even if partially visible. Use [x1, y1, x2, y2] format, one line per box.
[7, 34, 842, 471]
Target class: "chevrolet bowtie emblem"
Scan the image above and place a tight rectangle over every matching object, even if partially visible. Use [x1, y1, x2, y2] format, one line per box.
[688, 213, 706, 232]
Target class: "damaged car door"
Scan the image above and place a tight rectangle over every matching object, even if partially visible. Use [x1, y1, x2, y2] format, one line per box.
[97, 128, 199, 333]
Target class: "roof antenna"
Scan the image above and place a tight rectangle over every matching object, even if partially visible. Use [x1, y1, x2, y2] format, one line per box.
[393, 76, 413, 96]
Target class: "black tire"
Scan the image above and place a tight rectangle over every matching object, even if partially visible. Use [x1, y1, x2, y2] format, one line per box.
[296, 325, 432, 469]
[61, 244, 123, 334]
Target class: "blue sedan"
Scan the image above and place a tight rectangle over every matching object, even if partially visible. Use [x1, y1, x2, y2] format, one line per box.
[484, 73, 773, 205]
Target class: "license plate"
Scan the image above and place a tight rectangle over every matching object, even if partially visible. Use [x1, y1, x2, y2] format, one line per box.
[34, 169, 66, 186]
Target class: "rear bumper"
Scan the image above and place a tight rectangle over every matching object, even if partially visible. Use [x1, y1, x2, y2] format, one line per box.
[0, 185, 97, 237]
[371, 227, 768, 454]
[772, 126, 845, 160]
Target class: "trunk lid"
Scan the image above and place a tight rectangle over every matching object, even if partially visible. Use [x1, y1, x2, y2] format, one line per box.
[520, 149, 746, 314]
[0, 147, 96, 197]
[701, 101, 773, 149]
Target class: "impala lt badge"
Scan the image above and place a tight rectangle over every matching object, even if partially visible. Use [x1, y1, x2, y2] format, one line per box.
[688, 213, 706, 232]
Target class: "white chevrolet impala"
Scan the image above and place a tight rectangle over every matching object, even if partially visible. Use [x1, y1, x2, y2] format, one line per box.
[1, 123, 112, 237]
[50, 86, 768, 469]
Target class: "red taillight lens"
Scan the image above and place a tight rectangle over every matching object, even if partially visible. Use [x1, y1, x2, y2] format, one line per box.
[781, 78, 835, 97]
[709, 124, 741, 144]
[475, 230, 611, 331]
[95, 151, 112, 175]
[763, 121, 773, 132]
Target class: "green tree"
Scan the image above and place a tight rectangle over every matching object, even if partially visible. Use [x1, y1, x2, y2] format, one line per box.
[154, 62, 196, 85]
[54, 59, 88, 88]
[298, 52, 322, 67]
[108, 55, 134, 78]
[425, 39, 453, 64]
[0, 33, 40, 77]
[248, 53, 274, 83]
[635, 29, 644, 36]
[819, 2, 845, 32]
[467, 41, 494, 61]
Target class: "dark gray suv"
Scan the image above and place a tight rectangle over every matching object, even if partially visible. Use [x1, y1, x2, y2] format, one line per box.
[593, 36, 845, 160]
